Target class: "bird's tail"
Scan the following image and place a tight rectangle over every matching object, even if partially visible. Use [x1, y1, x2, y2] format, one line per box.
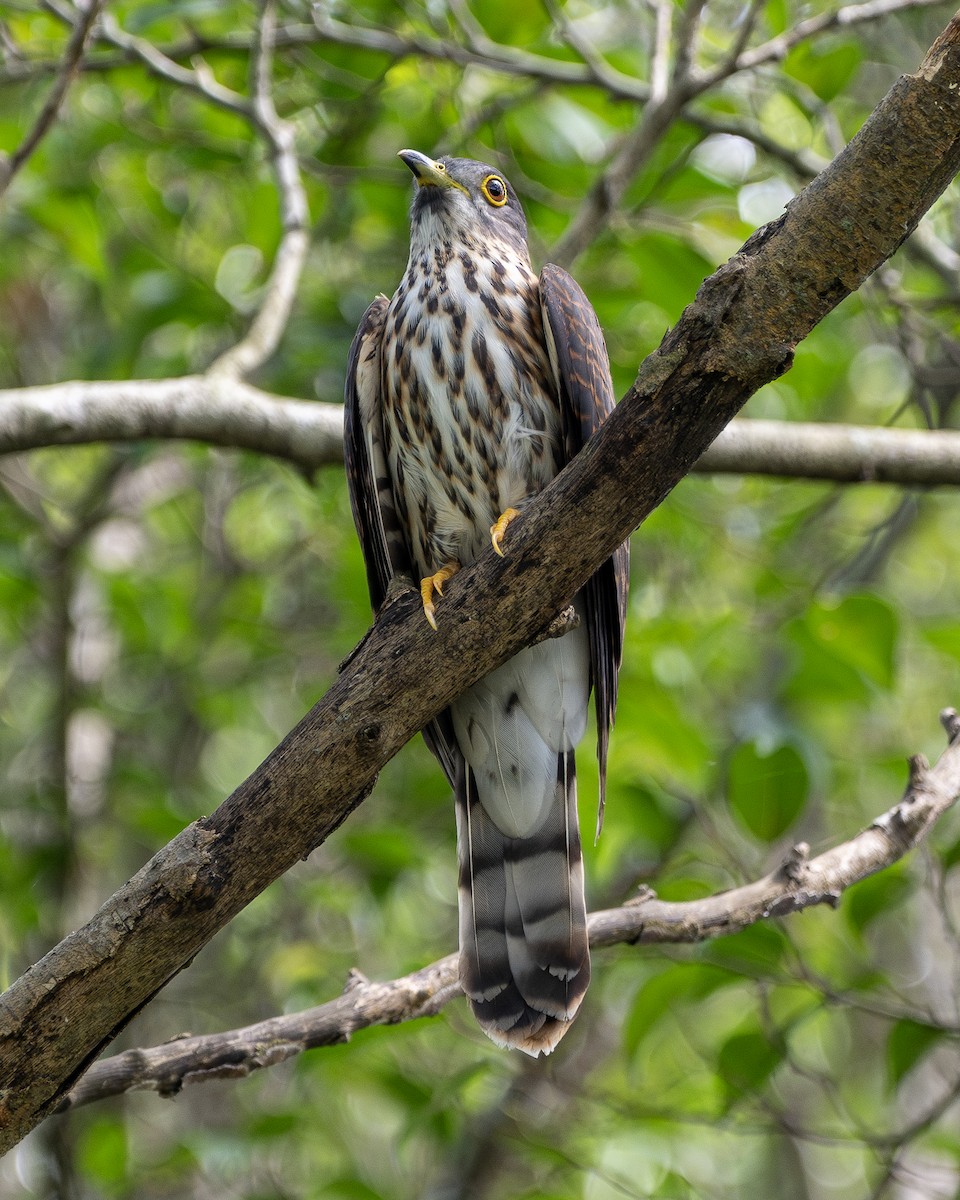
[455, 748, 590, 1056]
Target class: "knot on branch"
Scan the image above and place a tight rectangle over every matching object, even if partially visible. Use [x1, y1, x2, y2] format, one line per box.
[774, 841, 810, 884]
[625, 884, 658, 907]
[537, 604, 580, 644]
[343, 968, 369, 994]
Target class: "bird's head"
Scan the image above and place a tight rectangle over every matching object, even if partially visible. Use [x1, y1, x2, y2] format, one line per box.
[398, 149, 528, 253]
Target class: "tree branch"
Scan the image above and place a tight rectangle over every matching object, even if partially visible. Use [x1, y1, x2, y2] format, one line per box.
[207, 0, 310, 379]
[725, 0, 950, 78]
[96, 10, 254, 118]
[694, 419, 960, 485]
[4, 11, 960, 1154]
[96, 3, 310, 381]
[550, 0, 952, 265]
[0, 376, 346, 473]
[0, 0, 103, 197]
[2, 378, 959, 488]
[56, 708, 960, 1112]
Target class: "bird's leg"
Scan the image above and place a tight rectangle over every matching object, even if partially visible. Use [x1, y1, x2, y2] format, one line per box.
[490, 507, 520, 557]
[421, 562, 460, 630]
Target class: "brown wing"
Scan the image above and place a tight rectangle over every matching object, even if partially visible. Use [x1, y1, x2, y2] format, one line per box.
[539, 262, 629, 834]
[343, 294, 463, 787]
[343, 295, 396, 610]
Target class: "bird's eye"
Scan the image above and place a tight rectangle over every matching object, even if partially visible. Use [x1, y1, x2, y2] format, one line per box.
[481, 175, 507, 207]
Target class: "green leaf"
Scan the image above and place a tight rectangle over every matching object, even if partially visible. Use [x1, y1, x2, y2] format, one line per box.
[704, 923, 788, 974]
[785, 593, 899, 702]
[77, 1117, 128, 1191]
[845, 866, 912, 935]
[784, 40, 863, 102]
[625, 964, 743, 1054]
[887, 1019, 945, 1090]
[922, 620, 960, 665]
[717, 1030, 783, 1102]
[809, 595, 898, 688]
[727, 741, 809, 841]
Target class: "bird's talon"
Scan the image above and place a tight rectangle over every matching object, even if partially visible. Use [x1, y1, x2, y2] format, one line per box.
[420, 563, 460, 629]
[490, 507, 520, 557]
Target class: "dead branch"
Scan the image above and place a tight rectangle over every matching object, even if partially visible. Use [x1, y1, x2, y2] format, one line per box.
[57, 709, 960, 1111]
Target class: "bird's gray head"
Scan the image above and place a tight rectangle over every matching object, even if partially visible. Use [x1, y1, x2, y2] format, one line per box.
[398, 149, 528, 252]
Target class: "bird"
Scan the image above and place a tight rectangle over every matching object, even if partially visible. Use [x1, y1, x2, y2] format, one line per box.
[344, 149, 628, 1055]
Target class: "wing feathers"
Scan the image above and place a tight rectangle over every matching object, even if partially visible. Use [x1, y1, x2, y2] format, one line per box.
[540, 262, 629, 832]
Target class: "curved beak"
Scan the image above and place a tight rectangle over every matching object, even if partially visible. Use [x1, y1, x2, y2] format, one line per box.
[398, 149, 468, 194]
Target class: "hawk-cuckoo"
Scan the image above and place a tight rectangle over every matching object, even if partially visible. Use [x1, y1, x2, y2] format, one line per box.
[344, 150, 628, 1055]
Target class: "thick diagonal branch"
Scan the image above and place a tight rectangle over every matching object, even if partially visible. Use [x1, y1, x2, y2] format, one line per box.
[3, 13, 960, 1154]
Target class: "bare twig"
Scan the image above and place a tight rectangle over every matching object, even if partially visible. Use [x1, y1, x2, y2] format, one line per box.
[97, 12, 253, 118]
[649, 0, 673, 102]
[540, 0, 634, 96]
[310, 8, 651, 102]
[0, 0, 102, 197]
[672, 0, 708, 83]
[11, 0, 944, 104]
[57, 709, 960, 1111]
[95, 4, 309, 380]
[552, 0, 954, 264]
[207, 0, 310, 379]
[549, 83, 694, 267]
[683, 108, 827, 178]
[723, 0, 951, 79]
[0, 377, 345, 473]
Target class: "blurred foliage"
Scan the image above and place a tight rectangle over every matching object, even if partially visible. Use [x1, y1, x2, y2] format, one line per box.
[1, 1, 960, 1198]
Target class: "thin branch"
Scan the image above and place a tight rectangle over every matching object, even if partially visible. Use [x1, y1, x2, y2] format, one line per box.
[7, 0, 943, 103]
[0, 0, 102, 197]
[552, 0, 954, 264]
[722, 0, 951, 79]
[672, 0, 707, 83]
[56, 709, 960, 1111]
[694, 419, 960, 486]
[96, 12, 252, 118]
[0, 377, 346, 473]
[649, 0, 673, 102]
[207, 0, 310, 379]
[3, 379, 959, 489]
[539, 0, 635, 96]
[549, 84, 694, 266]
[682, 108, 828, 178]
[309, 9, 651, 102]
[94, 4, 310, 380]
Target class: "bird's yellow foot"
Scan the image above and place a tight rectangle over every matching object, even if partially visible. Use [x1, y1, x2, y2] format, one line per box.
[490, 508, 520, 557]
[420, 562, 460, 630]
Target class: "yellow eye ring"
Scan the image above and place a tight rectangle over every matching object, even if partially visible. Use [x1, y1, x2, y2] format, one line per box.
[481, 175, 508, 206]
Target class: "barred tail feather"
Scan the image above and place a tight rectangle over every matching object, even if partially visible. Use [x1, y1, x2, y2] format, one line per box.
[457, 749, 590, 1056]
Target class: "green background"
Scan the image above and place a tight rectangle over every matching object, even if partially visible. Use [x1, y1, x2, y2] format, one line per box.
[1, 1, 960, 1197]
